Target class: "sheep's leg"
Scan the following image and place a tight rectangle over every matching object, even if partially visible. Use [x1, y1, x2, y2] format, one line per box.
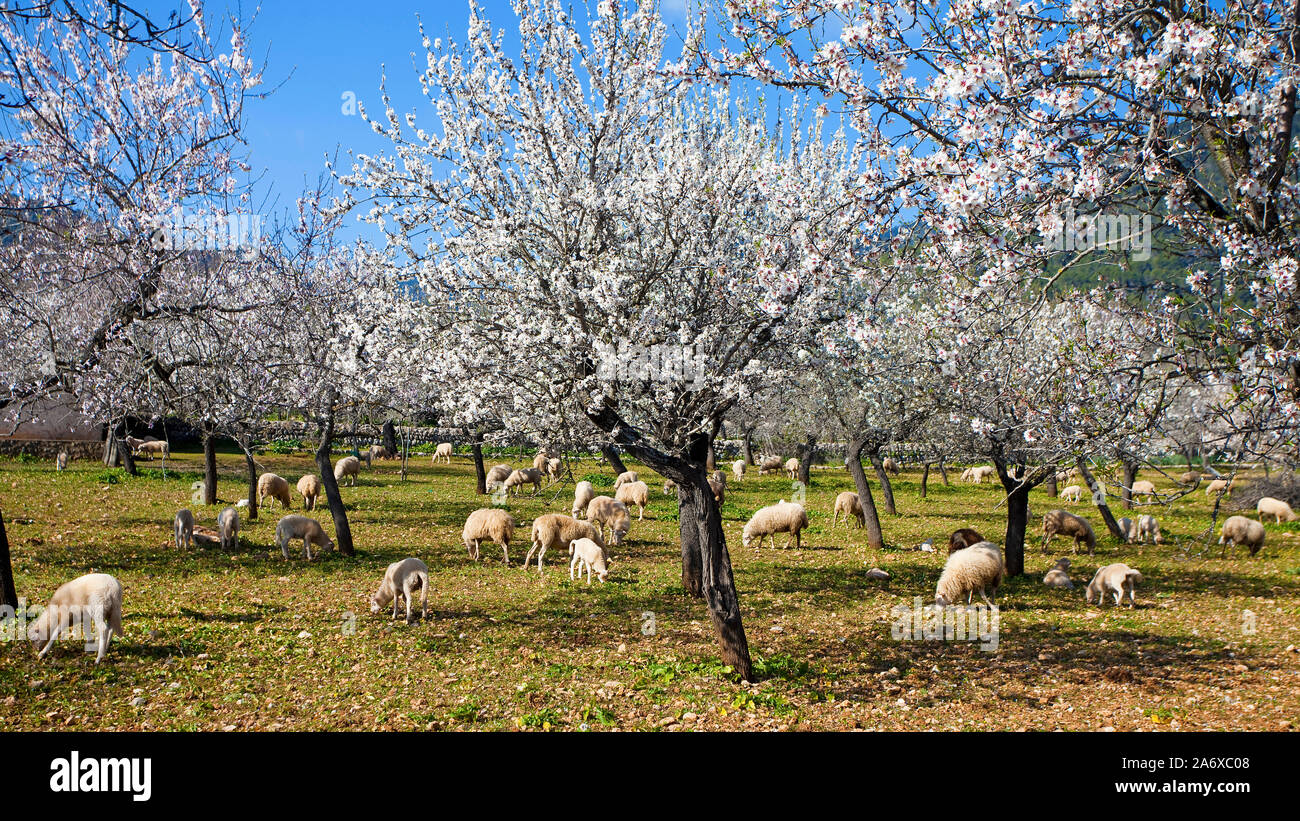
[37, 620, 64, 659]
[405, 589, 414, 624]
[303, 537, 312, 561]
[569, 554, 578, 581]
[536, 546, 546, 574]
[523, 542, 538, 569]
[500, 541, 510, 565]
[280, 537, 290, 561]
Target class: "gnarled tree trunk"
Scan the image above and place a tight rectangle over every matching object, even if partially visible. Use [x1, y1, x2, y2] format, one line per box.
[1077, 460, 1124, 540]
[202, 425, 218, 506]
[315, 400, 355, 556]
[241, 444, 259, 521]
[869, 451, 896, 515]
[382, 419, 398, 456]
[845, 437, 885, 551]
[0, 509, 17, 610]
[741, 427, 755, 466]
[472, 431, 487, 495]
[994, 458, 1030, 577]
[1120, 459, 1138, 510]
[601, 444, 628, 477]
[920, 462, 931, 498]
[796, 434, 816, 487]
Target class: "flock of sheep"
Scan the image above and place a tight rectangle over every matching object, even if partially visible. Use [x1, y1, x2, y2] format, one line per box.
[23, 445, 1298, 664]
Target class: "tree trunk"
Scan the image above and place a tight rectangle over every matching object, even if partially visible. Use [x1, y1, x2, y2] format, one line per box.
[869, 452, 897, 515]
[796, 434, 816, 487]
[601, 445, 627, 477]
[103, 424, 137, 475]
[676, 483, 704, 598]
[1120, 460, 1138, 510]
[382, 419, 398, 456]
[472, 431, 487, 495]
[1046, 468, 1058, 498]
[0, 508, 17, 610]
[202, 427, 218, 506]
[994, 458, 1035, 577]
[938, 455, 950, 485]
[1076, 460, 1124, 540]
[741, 428, 755, 466]
[315, 408, 355, 556]
[920, 462, 931, 498]
[242, 445, 259, 521]
[845, 438, 885, 551]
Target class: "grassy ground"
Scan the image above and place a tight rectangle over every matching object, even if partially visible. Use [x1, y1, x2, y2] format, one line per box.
[1, 449, 1297, 731]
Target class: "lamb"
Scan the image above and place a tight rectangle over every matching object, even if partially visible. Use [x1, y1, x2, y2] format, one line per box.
[124, 435, 146, 452]
[486, 464, 513, 491]
[662, 478, 677, 495]
[1130, 479, 1157, 499]
[1060, 484, 1082, 503]
[882, 457, 901, 475]
[217, 506, 239, 551]
[961, 465, 995, 483]
[370, 557, 429, 624]
[1137, 515, 1163, 545]
[934, 541, 1003, 606]
[1219, 515, 1266, 557]
[526, 513, 605, 572]
[585, 496, 632, 547]
[1041, 509, 1096, 555]
[758, 455, 784, 475]
[503, 467, 543, 496]
[569, 537, 609, 584]
[55, 450, 68, 471]
[173, 509, 195, 550]
[545, 457, 563, 482]
[28, 573, 123, 664]
[532, 451, 551, 472]
[257, 472, 293, 510]
[784, 457, 800, 479]
[742, 500, 809, 550]
[1116, 517, 1138, 544]
[831, 491, 864, 529]
[707, 475, 726, 505]
[367, 444, 392, 462]
[1085, 563, 1142, 607]
[462, 508, 516, 564]
[433, 442, 453, 464]
[275, 514, 334, 561]
[1042, 558, 1074, 589]
[572, 480, 596, 519]
[296, 474, 322, 511]
[334, 455, 361, 487]
[1256, 496, 1298, 523]
[732, 459, 746, 482]
[135, 439, 169, 459]
[1206, 477, 1235, 498]
[948, 527, 986, 555]
[613, 470, 639, 489]
[1178, 471, 1201, 485]
[614, 480, 650, 520]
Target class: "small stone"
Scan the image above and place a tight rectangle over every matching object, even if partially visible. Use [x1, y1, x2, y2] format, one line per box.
[617, 643, 627, 653]
[130, 697, 147, 707]
[298, 630, 312, 639]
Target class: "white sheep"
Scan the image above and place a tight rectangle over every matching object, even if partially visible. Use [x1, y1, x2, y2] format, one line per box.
[732, 459, 745, 482]
[296, 474, 322, 511]
[614, 470, 640, 489]
[1116, 516, 1138, 544]
[1060, 484, 1082, 503]
[1042, 557, 1074, 589]
[758, 455, 784, 476]
[28, 573, 123, 663]
[962, 465, 995, 484]
[463, 508, 516, 564]
[275, 514, 334, 561]
[370, 558, 429, 624]
[135, 439, 169, 459]
[1041, 509, 1096, 554]
[1257, 496, 1298, 523]
[545, 457, 563, 482]
[742, 500, 809, 549]
[1219, 515, 1266, 557]
[1085, 563, 1142, 607]
[784, 458, 799, 479]
[1205, 477, 1234, 498]
[882, 457, 901, 474]
[585, 496, 631, 547]
[334, 456, 361, 487]
[257, 473, 293, 510]
[572, 480, 596, 519]
[218, 506, 238, 551]
[831, 491, 864, 529]
[504, 467, 543, 496]
[532, 451, 551, 472]
[174, 509, 195, 550]
[56, 450, 68, 471]
[569, 537, 609, 583]
[367, 444, 392, 462]
[935, 541, 1003, 606]
[486, 464, 513, 491]
[1130, 479, 1156, 498]
[433, 442, 453, 464]
[1137, 514, 1163, 544]
[614, 480, 650, 520]
[526, 513, 605, 573]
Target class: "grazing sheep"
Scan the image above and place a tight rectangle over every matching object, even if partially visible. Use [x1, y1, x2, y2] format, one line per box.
[1130, 479, 1156, 498]
[758, 455, 784, 476]
[882, 457, 901, 474]
[961, 465, 995, 484]
[586, 496, 632, 547]
[257, 473, 293, 510]
[1206, 477, 1234, 498]
[545, 457, 563, 482]
[1137, 514, 1163, 544]
[1041, 510, 1096, 555]
[1219, 515, 1266, 557]
[613, 470, 639, 489]
[532, 451, 551, 472]
[1116, 516, 1138, 543]
[662, 478, 677, 495]
[732, 459, 746, 482]
[275, 515, 334, 561]
[217, 506, 238, 551]
[55, 450, 68, 471]
[486, 464, 513, 491]
[742, 500, 809, 550]
[28, 573, 123, 663]
[572, 480, 596, 519]
[526, 513, 605, 572]
[707, 475, 726, 505]
[433, 442, 453, 464]
[831, 491, 864, 529]
[1085, 563, 1142, 607]
[1060, 484, 1082, 503]
[1043, 558, 1074, 589]
[135, 439, 169, 459]
[1178, 471, 1201, 485]
[124, 435, 146, 452]
[334, 456, 361, 487]
[784, 458, 800, 480]
[463, 508, 516, 564]
[569, 537, 609, 584]
[367, 444, 392, 462]
[296, 474, 322, 511]
[935, 541, 1004, 606]
[614, 480, 650, 520]
[1256, 496, 1298, 523]
[504, 467, 543, 496]
[948, 527, 986, 555]
[173, 509, 195, 551]
[370, 558, 429, 624]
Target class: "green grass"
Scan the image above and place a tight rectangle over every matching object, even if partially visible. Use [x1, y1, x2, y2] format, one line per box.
[0, 452, 1297, 731]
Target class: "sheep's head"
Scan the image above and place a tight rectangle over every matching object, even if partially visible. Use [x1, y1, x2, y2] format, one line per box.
[934, 593, 951, 607]
[1085, 584, 1099, 604]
